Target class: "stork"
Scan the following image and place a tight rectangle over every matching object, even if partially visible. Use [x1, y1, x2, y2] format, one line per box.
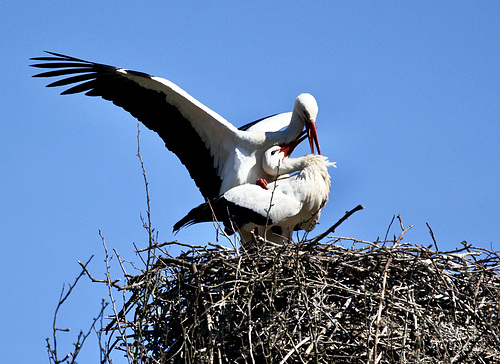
[174, 146, 336, 244]
[30, 52, 321, 200]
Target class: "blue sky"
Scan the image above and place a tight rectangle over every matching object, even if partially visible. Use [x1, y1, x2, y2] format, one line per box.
[2, 2, 499, 362]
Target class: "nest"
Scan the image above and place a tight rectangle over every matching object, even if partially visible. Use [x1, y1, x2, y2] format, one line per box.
[100, 216, 500, 363]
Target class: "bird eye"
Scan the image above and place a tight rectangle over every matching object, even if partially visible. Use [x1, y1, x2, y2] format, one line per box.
[271, 150, 277, 156]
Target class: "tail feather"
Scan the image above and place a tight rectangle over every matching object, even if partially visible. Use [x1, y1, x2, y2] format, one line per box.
[173, 196, 271, 235]
[173, 202, 214, 233]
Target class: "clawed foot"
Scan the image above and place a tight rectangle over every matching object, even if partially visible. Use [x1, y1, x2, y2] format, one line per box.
[256, 178, 268, 189]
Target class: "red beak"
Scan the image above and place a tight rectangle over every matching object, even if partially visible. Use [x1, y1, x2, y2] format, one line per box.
[279, 119, 321, 158]
[279, 131, 307, 158]
[305, 120, 321, 155]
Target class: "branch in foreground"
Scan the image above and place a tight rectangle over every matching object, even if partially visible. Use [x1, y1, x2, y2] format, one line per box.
[46, 256, 108, 364]
[308, 204, 365, 244]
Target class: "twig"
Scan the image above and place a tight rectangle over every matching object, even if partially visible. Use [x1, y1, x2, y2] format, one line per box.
[308, 204, 364, 245]
[426, 222, 439, 251]
[279, 336, 311, 364]
[100, 231, 132, 363]
[47, 256, 105, 364]
[264, 160, 281, 242]
[384, 215, 396, 243]
[372, 254, 392, 362]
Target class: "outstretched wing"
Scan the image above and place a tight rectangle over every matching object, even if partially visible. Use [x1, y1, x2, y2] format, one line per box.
[31, 51, 242, 199]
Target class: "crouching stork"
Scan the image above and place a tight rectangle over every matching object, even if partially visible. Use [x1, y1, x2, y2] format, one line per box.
[174, 146, 336, 244]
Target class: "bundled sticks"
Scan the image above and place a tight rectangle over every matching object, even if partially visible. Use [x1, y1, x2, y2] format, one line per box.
[102, 227, 500, 363]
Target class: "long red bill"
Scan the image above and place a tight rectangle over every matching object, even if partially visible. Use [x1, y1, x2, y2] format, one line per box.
[306, 121, 321, 155]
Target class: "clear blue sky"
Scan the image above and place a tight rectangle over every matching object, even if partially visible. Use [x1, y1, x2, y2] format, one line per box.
[2, 2, 499, 362]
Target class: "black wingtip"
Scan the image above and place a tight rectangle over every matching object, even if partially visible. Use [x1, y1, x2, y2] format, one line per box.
[30, 51, 95, 69]
[30, 51, 88, 63]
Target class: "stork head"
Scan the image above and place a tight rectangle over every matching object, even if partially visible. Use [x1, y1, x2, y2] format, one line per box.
[295, 93, 318, 121]
[262, 146, 288, 176]
[290, 93, 321, 155]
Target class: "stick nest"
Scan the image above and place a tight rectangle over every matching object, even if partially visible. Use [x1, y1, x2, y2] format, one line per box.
[106, 232, 500, 363]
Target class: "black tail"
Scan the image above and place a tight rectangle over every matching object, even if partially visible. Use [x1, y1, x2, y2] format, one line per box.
[173, 201, 215, 233]
[173, 197, 238, 234]
[173, 196, 270, 235]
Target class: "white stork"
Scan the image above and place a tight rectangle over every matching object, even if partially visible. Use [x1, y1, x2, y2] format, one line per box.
[173, 146, 336, 244]
[31, 52, 321, 200]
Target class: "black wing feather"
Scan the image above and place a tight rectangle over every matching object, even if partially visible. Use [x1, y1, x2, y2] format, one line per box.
[173, 196, 271, 234]
[32, 68, 91, 78]
[238, 114, 278, 131]
[60, 79, 98, 95]
[31, 51, 222, 199]
[46, 73, 97, 88]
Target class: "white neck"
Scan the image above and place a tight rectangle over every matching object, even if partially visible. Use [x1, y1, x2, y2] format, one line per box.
[264, 110, 304, 145]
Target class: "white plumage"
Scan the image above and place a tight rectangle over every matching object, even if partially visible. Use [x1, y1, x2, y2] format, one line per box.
[31, 52, 321, 200]
[174, 146, 336, 244]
